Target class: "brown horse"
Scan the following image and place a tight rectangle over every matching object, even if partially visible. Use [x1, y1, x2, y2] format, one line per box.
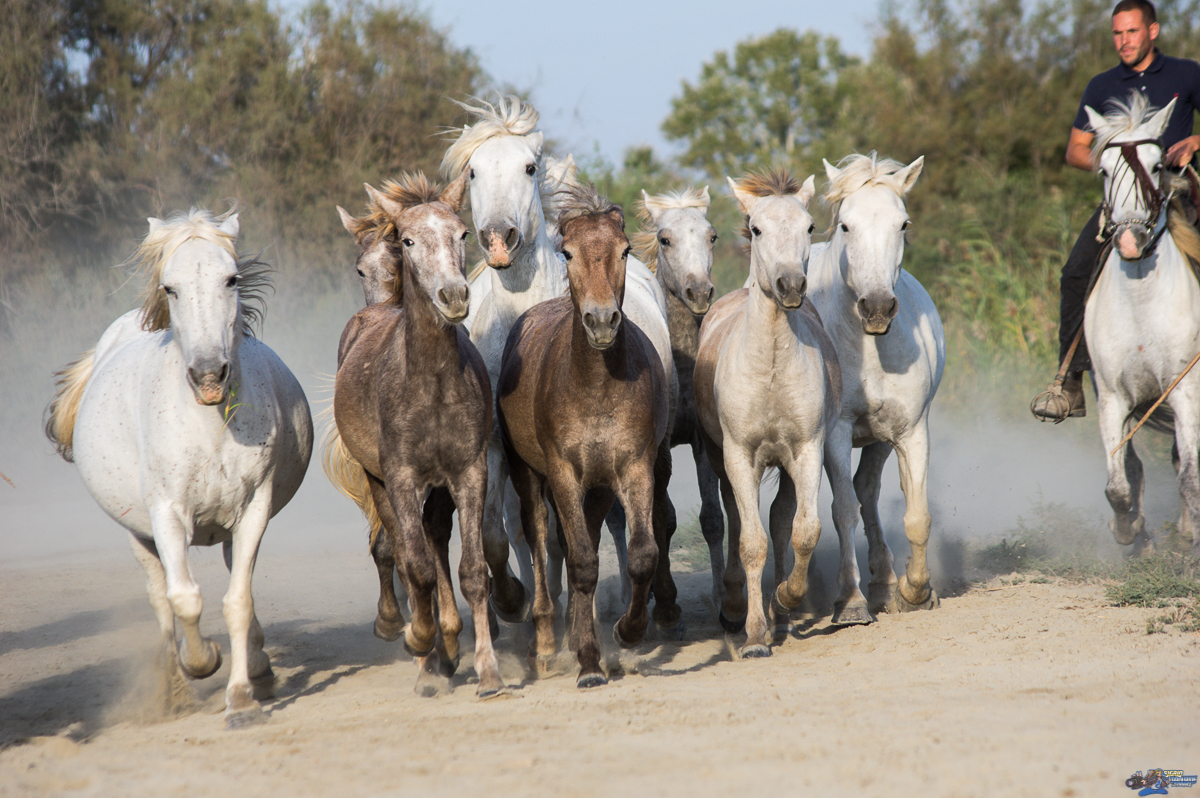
[332, 171, 506, 697]
[498, 183, 671, 688]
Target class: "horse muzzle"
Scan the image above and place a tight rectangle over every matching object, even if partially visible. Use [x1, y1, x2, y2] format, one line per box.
[1114, 223, 1152, 261]
[188, 363, 230, 406]
[582, 303, 622, 350]
[436, 283, 471, 325]
[682, 279, 715, 316]
[772, 273, 806, 310]
[858, 294, 899, 336]
[482, 225, 523, 269]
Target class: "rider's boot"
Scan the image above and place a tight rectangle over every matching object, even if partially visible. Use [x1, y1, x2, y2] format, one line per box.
[1031, 371, 1086, 422]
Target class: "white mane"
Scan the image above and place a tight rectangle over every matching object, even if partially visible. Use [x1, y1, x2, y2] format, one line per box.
[440, 95, 540, 179]
[824, 152, 910, 208]
[1089, 92, 1159, 159]
[641, 187, 711, 216]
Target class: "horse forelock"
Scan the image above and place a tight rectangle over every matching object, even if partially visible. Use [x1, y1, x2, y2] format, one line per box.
[440, 95, 540, 179]
[736, 168, 800, 200]
[824, 152, 910, 226]
[555, 183, 622, 231]
[1090, 92, 1159, 162]
[632, 188, 710, 273]
[134, 208, 271, 337]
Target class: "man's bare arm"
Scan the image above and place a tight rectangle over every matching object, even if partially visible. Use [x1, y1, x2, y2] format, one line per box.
[1066, 127, 1096, 171]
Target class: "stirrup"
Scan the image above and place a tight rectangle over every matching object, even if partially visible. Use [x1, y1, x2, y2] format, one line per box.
[1030, 377, 1084, 423]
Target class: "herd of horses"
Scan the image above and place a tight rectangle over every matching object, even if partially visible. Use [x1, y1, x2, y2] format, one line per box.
[42, 92, 1200, 730]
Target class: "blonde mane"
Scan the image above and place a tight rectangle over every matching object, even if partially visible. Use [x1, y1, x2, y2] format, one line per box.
[824, 152, 911, 228]
[555, 182, 623, 230]
[1089, 92, 1159, 162]
[732, 168, 801, 241]
[133, 207, 271, 336]
[632, 187, 711, 273]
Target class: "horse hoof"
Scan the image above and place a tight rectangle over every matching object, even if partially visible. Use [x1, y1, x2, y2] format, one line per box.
[577, 673, 608, 690]
[612, 621, 641, 650]
[719, 611, 746, 634]
[478, 685, 509, 700]
[180, 641, 222, 680]
[895, 578, 939, 612]
[249, 664, 276, 701]
[490, 591, 530, 625]
[739, 644, 771, 659]
[655, 617, 687, 642]
[224, 706, 265, 731]
[867, 582, 895, 616]
[373, 616, 403, 641]
[533, 654, 555, 679]
[831, 603, 875, 626]
[401, 627, 435, 658]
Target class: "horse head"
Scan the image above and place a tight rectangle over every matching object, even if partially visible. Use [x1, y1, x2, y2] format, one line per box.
[337, 200, 398, 306]
[824, 153, 923, 335]
[637, 187, 717, 316]
[1087, 94, 1176, 262]
[443, 96, 546, 270]
[367, 171, 471, 325]
[557, 183, 629, 350]
[729, 170, 816, 311]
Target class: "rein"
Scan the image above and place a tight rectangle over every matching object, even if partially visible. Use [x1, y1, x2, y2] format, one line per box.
[1097, 138, 1171, 252]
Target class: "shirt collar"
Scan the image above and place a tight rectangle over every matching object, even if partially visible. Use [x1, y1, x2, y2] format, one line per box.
[1119, 48, 1162, 79]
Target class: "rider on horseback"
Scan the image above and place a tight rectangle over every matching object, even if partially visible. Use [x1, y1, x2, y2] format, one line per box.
[1032, 0, 1200, 422]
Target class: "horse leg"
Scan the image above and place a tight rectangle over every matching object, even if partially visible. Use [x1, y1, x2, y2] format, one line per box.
[222, 540, 271, 691]
[128, 534, 193, 715]
[855, 440, 896, 614]
[451, 452, 506, 698]
[772, 444, 825, 636]
[703, 428, 746, 632]
[767, 470, 797, 640]
[723, 447, 770, 656]
[544, 500, 566, 615]
[650, 438, 684, 639]
[484, 440, 527, 622]
[368, 523, 404, 641]
[615, 457, 660, 650]
[221, 495, 274, 729]
[1097, 394, 1146, 549]
[824, 427, 870, 624]
[892, 422, 938, 611]
[148, 506, 221, 681]
[383, 475, 442, 694]
[1169, 392, 1200, 556]
[693, 432, 727, 610]
[425, 488, 462, 679]
[505, 450, 556, 675]
[603, 502, 632, 608]
[567, 490, 614, 654]
[549, 469, 606, 688]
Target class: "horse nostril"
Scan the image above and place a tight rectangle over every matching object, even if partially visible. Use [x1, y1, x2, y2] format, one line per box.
[583, 312, 596, 329]
[685, 288, 696, 304]
[704, 286, 714, 303]
[437, 288, 449, 306]
[609, 310, 622, 329]
[888, 297, 899, 318]
[505, 227, 519, 248]
[218, 363, 229, 384]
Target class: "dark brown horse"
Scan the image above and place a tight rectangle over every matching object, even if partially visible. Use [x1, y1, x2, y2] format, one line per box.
[332, 171, 505, 697]
[498, 183, 671, 688]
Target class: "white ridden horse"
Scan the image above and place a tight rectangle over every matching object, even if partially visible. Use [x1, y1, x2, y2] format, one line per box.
[807, 153, 945, 615]
[444, 96, 675, 615]
[696, 169, 858, 655]
[1084, 93, 1200, 556]
[45, 209, 313, 729]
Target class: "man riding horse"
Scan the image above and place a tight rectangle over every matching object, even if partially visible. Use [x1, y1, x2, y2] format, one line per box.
[1032, 0, 1200, 422]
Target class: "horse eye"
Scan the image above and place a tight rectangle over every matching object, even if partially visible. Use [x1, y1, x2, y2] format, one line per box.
[751, 226, 761, 237]
[356, 268, 365, 278]
[226, 275, 238, 288]
[840, 223, 849, 233]
[525, 163, 536, 176]
[468, 168, 475, 180]
[562, 250, 573, 261]
[402, 238, 415, 247]
[659, 237, 671, 248]
[710, 234, 718, 244]
[808, 224, 815, 234]
[460, 230, 469, 241]
[162, 285, 177, 298]
[622, 247, 631, 259]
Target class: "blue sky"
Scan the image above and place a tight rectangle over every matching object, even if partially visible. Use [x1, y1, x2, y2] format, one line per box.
[277, 0, 884, 164]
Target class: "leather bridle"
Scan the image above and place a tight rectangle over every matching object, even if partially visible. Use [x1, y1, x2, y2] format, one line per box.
[1097, 137, 1173, 255]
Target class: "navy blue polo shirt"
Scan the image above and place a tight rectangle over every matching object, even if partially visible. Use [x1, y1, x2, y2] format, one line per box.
[1073, 50, 1200, 150]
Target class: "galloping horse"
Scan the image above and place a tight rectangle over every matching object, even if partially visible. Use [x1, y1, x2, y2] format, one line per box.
[45, 209, 313, 729]
[331, 172, 505, 697]
[498, 183, 669, 687]
[1083, 93, 1200, 556]
[696, 170, 856, 656]
[808, 153, 945, 615]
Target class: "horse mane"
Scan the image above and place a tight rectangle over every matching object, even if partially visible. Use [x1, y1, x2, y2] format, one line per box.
[1089, 92, 1158, 163]
[632, 187, 710, 273]
[555, 182, 623, 230]
[133, 207, 271, 336]
[441, 95, 540, 179]
[1167, 192, 1200, 280]
[732, 167, 801, 241]
[823, 152, 911, 230]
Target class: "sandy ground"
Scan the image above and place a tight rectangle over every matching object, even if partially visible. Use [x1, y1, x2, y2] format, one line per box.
[1, 539, 1197, 798]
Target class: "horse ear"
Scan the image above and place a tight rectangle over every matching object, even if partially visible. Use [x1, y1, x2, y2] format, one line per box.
[606, 206, 626, 232]
[896, 156, 925, 194]
[365, 183, 402, 219]
[1146, 96, 1177, 139]
[641, 190, 663, 224]
[524, 130, 544, 159]
[728, 176, 756, 215]
[147, 217, 164, 234]
[218, 213, 240, 239]
[698, 185, 711, 211]
[795, 175, 816, 208]
[336, 206, 357, 235]
[823, 158, 840, 185]
[441, 170, 469, 212]
[1084, 105, 1106, 136]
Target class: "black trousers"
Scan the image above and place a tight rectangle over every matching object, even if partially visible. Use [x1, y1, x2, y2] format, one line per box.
[1058, 207, 1104, 374]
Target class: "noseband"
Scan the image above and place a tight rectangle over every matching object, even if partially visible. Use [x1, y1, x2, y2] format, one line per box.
[1097, 138, 1173, 255]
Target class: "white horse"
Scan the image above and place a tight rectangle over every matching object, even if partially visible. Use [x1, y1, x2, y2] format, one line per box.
[807, 153, 945, 615]
[443, 96, 675, 614]
[45, 209, 313, 729]
[1084, 93, 1200, 556]
[696, 169, 858, 655]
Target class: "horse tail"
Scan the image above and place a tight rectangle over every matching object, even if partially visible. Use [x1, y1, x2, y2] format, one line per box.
[319, 411, 382, 543]
[1129, 401, 1176, 436]
[44, 349, 96, 462]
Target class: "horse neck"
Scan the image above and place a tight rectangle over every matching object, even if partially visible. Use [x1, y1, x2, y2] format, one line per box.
[742, 265, 793, 357]
[400, 270, 460, 370]
[662, 285, 701, 358]
[491, 218, 568, 310]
